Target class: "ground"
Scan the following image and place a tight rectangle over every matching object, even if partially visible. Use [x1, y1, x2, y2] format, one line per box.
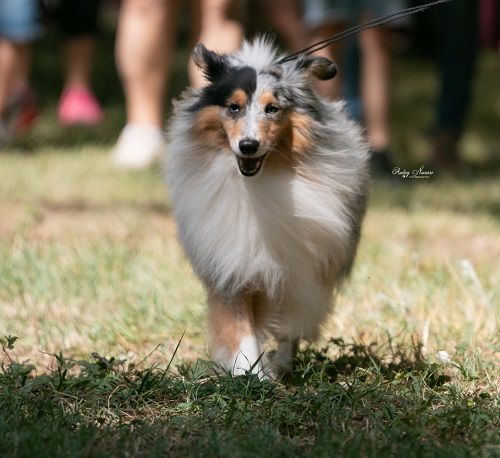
[0, 37, 498, 456]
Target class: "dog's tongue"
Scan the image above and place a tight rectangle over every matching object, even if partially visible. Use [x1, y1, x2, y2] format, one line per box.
[237, 156, 265, 177]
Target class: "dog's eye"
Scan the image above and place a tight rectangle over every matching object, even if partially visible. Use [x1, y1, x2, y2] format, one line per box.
[227, 103, 240, 113]
[265, 104, 279, 114]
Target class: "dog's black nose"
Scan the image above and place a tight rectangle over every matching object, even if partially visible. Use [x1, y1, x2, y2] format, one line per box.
[239, 139, 260, 155]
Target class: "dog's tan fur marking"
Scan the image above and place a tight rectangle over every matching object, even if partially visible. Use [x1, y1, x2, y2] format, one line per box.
[219, 89, 249, 144]
[222, 117, 245, 143]
[194, 106, 227, 149]
[259, 91, 278, 108]
[251, 292, 272, 333]
[228, 89, 248, 108]
[266, 111, 314, 169]
[207, 291, 254, 356]
[258, 118, 281, 147]
[288, 111, 313, 154]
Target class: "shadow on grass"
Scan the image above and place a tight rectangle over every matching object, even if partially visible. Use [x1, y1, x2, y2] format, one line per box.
[291, 337, 452, 388]
[1, 336, 497, 457]
[39, 199, 171, 216]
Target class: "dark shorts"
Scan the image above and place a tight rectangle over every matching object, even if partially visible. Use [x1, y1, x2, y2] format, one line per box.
[303, 0, 407, 28]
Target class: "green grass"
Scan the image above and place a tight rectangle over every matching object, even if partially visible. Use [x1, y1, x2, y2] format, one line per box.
[1, 337, 498, 457]
[0, 34, 499, 456]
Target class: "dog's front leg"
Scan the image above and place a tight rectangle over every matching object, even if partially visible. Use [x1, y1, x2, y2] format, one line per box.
[207, 291, 263, 376]
[271, 339, 298, 379]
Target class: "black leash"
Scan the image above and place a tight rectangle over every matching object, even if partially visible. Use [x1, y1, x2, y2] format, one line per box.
[276, 0, 452, 64]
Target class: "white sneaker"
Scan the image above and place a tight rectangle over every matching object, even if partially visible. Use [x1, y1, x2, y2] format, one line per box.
[112, 123, 166, 169]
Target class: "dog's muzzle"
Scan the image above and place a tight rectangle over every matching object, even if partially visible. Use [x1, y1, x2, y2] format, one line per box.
[237, 139, 267, 176]
[237, 155, 267, 176]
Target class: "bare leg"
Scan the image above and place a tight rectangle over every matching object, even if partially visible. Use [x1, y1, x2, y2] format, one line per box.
[0, 40, 30, 115]
[62, 37, 95, 90]
[308, 24, 345, 99]
[113, 0, 179, 168]
[207, 291, 263, 375]
[359, 26, 390, 152]
[116, 0, 179, 127]
[271, 339, 298, 378]
[260, 0, 308, 52]
[0, 41, 18, 115]
[57, 36, 104, 125]
[189, 0, 243, 88]
[0, 40, 36, 144]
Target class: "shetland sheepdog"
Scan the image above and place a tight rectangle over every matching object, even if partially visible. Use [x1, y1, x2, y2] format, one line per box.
[167, 38, 369, 378]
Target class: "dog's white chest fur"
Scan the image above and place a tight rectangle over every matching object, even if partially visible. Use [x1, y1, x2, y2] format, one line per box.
[168, 147, 357, 338]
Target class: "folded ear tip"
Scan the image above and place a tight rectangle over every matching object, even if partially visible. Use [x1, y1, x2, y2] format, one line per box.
[297, 56, 338, 80]
[319, 62, 338, 80]
[193, 43, 206, 53]
[192, 43, 205, 59]
[192, 43, 207, 68]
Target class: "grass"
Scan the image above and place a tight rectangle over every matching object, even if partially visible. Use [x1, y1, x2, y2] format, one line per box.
[1, 337, 498, 457]
[0, 30, 499, 456]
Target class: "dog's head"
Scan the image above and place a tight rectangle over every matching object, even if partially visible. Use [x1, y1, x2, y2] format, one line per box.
[188, 39, 337, 177]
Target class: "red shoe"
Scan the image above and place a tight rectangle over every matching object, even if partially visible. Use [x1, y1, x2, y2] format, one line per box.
[0, 86, 38, 147]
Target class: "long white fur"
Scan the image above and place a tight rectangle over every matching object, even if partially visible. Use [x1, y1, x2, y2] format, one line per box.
[166, 38, 369, 372]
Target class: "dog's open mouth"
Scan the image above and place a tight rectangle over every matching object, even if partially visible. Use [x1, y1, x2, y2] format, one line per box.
[237, 154, 267, 177]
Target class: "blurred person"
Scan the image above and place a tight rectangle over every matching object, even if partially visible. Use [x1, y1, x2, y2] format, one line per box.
[113, 0, 243, 169]
[0, 0, 41, 147]
[55, 0, 104, 126]
[189, 0, 244, 88]
[112, 0, 181, 169]
[479, 0, 499, 52]
[431, 0, 478, 169]
[302, 0, 406, 174]
[259, 0, 309, 53]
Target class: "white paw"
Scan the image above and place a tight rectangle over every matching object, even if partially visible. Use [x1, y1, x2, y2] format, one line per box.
[213, 335, 265, 377]
[232, 335, 267, 375]
[270, 340, 296, 378]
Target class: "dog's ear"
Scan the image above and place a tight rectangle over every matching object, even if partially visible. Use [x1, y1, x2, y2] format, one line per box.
[192, 44, 229, 83]
[297, 56, 338, 80]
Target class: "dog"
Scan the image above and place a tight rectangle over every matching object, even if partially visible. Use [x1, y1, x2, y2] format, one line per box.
[166, 38, 369, 378]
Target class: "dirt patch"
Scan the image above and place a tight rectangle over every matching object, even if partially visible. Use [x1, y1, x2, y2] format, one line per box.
[0, 201, 176, 242]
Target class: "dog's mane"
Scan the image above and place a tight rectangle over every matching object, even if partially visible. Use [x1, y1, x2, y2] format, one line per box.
[231, 36, 279, 71]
